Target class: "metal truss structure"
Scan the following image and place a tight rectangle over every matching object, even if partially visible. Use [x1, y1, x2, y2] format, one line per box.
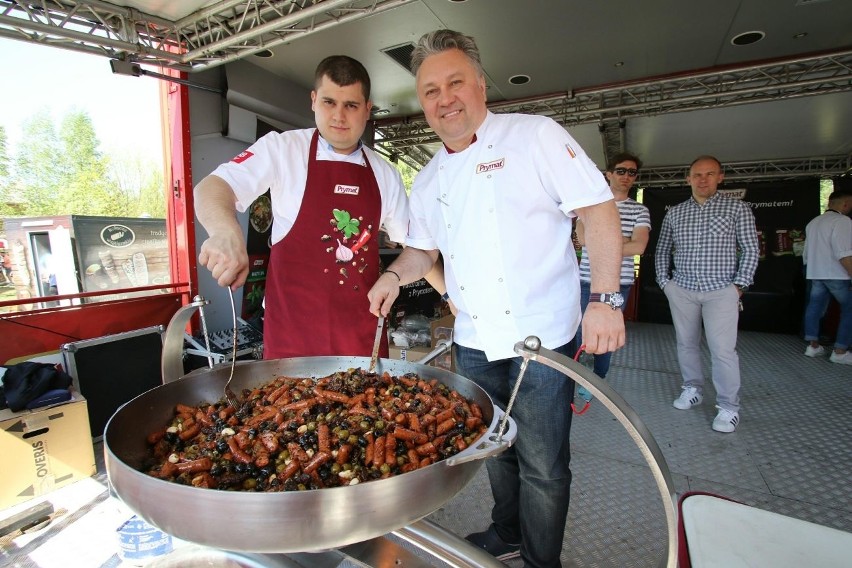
[638, 155, 851, 188]
[2, 0, 849, 182]
[0, 0, 414, 71]
[374, 48, 852, 176]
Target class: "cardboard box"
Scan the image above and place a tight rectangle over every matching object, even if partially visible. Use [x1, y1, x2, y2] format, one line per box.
[388, 345, 434, 363]
[388, 315, 456, 371]
[0, 392, 96, 510]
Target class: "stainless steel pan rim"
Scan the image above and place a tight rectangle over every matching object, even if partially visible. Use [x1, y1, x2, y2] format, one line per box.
[105, 356, 516, 553]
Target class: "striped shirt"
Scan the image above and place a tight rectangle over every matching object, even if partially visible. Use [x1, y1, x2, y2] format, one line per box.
[579, 198, 651, 284]
[655, 192, 759, 292]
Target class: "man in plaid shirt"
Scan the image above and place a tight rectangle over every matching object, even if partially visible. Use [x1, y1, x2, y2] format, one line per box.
[655, 155, 759, 433]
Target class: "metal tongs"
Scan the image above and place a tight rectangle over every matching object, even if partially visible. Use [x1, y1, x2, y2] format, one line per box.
[369, 316, 385, 372]
[222, 287, 240, 408]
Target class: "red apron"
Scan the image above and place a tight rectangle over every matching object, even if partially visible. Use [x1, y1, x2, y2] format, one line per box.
[263, 131, 387, 359]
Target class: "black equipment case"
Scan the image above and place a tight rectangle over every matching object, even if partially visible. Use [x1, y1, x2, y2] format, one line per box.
[61, 326, 164, 438]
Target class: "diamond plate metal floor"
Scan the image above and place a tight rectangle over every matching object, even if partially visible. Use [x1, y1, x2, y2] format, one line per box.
[2, 322, 849, 567]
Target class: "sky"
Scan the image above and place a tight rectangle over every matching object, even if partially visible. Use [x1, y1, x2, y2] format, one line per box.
[0, 37, 164, 165]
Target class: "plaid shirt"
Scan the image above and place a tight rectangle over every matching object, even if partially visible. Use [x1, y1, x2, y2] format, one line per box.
[655, 192, 759, 292]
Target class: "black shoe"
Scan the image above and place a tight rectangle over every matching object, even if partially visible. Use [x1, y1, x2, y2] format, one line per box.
[465, 525, 521, 561]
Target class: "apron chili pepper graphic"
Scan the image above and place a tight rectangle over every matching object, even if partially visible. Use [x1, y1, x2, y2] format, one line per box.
[350, 228, 372, 253]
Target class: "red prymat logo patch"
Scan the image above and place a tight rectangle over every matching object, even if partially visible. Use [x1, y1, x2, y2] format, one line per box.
[231, 150, 254, 164]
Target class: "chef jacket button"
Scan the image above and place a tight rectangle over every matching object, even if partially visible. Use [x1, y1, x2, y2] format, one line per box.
[450, 254, 454, 259]
[498, 278, 503, 282]
[505, 310, 510, 315]
[447, 224, 451, 229]
[460, 286, 465, 290]
[487, 175, 491, 179]
[472, 315, 478, 319]
[488, 145, 493, 149]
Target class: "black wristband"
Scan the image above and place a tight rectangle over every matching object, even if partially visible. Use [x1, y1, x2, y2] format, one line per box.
[384, 270, 401, 281]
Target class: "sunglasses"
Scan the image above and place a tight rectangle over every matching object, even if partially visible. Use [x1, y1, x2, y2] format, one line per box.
[613, 167, 639, 176]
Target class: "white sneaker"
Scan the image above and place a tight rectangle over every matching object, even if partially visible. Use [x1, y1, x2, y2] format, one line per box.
[829, 351, 852, 365]
[673, 386, 703, 410]
[712, 406, 739, 433]
[804, 345, 825, 357]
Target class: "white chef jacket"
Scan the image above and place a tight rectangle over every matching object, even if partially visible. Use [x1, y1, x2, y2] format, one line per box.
[407, 112, 613, 360]
[211, 128, 409, 245]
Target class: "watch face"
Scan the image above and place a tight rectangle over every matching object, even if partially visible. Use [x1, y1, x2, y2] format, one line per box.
[591, 292, 625, 309]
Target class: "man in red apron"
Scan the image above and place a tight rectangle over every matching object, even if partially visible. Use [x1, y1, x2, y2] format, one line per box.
[194, 56, 409, 358]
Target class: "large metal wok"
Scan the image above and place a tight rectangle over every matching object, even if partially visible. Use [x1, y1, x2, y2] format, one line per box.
[104, 309, 516, 553]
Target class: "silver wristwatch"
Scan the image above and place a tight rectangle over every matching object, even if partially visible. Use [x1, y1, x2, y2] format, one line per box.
[588, 291, 625, 310]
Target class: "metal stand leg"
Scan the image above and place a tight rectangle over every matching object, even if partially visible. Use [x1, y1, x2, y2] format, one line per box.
[514, 336, 678, 568]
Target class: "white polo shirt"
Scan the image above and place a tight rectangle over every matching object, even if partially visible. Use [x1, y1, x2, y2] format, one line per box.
[407, 112, 612, 360]
[212, 128, 409, 245]
[803, 210, 852, 280]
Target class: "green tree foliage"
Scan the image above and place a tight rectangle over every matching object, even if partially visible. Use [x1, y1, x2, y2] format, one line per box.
[819, 178, 834, 212]
[3, 108, 165, 219]
[0, 125, 9, 181]
[394, 160, 418, 194]
[109, 152, 166, 217]
[13, 110, 62, 214]
[0, 125, 13, 219]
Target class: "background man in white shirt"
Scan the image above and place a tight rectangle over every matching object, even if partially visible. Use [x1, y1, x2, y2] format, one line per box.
[802, 190, 852, 365]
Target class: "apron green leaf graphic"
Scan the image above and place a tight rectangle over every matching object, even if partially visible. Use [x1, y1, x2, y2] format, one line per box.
[332, 209, 361, 239]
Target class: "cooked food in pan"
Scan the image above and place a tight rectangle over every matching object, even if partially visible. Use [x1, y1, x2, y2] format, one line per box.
[144, 368, 488, 492]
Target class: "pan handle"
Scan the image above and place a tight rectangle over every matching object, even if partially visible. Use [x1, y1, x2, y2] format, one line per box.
[412, 340, 452, 366]
[445, 406, 517, 466]
[161, 296, 209, 384]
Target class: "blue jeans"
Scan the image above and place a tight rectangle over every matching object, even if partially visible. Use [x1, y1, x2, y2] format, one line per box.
[803, 279, 852, 350]
[572, 281, 633, 378]
[455, 343, 574, 568]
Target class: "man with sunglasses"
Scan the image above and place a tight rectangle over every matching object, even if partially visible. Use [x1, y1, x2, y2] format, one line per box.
[573, 153, 650, 396]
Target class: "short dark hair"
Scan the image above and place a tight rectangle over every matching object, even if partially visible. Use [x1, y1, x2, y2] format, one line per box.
[314, 55, 371, 101]
[689, 155, 723, 173]
[411, 29, 484, 77]
[607, 152, 642, 171]
[828, 190, 852, 203]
